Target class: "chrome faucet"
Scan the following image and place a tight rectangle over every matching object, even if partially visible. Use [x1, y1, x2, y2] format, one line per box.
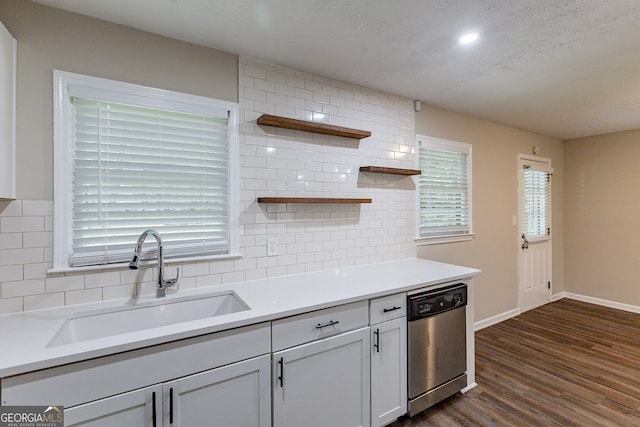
[129, 229, 179, 297]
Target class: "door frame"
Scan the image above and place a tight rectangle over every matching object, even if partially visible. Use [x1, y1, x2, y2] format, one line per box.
[517, 154, 553, 312]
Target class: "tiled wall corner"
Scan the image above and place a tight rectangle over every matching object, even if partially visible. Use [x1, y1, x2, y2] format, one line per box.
[0, 57, 417, 314]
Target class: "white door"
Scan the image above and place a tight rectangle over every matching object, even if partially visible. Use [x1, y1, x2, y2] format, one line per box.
[273, 327, 370, 427]
[166, 354, 271, 427]
[371, 317, 407, 427]
[64, 384, 162, 427]
[518, 155, 553, 312]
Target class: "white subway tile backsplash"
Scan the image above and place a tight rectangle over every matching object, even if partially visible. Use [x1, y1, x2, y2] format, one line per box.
[195, 274, 222, 288]
[23, 232, 52, 248]
[46, 275, 84, 293]
[84, 271, 122, 289]
[254, 79, 276, 93]
[0, 265, 23, 282]
[24, 293, 64, 311]
[1, 217, 44, 233]
[0, 296, 23, 314]
[23, 263, 48, 280]
[102, 284, 136, 301]
[65, 288, 103, 306]
[2, 279, 45, 298]
[0, 233, 22, 250]
[0, 248, 44, 266]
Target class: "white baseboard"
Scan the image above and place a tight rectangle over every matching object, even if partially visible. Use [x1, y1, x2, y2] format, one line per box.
[560, 292, 640, 314]
[474, 307, 520, 331]
[461, 382, 477, 394]
[474, 293, 640, 332]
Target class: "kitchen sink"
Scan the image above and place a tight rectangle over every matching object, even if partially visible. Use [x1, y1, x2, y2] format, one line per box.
[48, 292, 249, 347]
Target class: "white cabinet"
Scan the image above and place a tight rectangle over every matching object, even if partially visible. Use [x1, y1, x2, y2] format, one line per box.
[371, 317, 407, 427]
[2, 323, 271, 426]
[164, 355, 271, 427]
[370, 293, 407, 427]
[271, 301, 371, 426]
[272, 327, 371, 427]
[0, 19, 15, 200]
[63, 355, 270, 427]
[64, 384, 162, 427]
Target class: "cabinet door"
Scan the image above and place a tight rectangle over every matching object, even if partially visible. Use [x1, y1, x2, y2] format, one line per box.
[64, 384, 162, 427]
[166, 354, 271, 427]
[273, 327, 370, 427]
[371, 317, 407, 427]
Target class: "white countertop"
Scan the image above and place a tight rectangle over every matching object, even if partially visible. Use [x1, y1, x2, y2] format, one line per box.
[0, 258, 479, 378]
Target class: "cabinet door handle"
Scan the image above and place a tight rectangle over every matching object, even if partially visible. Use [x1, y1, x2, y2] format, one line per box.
[169, 387, 174, 424]
[278, 357, 284, 388]
[373, 328, 380, 353]
[383, 306, 401, 313]
[315, 320, 340, 329]
[152, 391, 157, 427]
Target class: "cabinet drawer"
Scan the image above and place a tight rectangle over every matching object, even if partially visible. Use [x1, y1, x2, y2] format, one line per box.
[370, 293, 406, 324]
[272, 301, 369, 351]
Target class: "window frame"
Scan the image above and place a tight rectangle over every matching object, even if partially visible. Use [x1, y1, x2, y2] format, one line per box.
[52, 70, 240, 272]
[415, 134, 474, 245]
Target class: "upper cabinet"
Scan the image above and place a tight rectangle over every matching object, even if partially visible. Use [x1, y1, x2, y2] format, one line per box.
[0, 20, 16, 200]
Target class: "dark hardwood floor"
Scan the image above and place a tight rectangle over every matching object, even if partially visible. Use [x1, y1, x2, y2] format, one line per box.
[390, 298, 640, 426]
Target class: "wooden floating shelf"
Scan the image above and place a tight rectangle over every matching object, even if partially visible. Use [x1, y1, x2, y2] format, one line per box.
[257, 197, 372, 204]
[359, 166, 421, 176]
[257, 114, 371, 140]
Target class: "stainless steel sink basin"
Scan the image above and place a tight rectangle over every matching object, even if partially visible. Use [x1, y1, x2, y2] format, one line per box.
[48, 292, 249, 347]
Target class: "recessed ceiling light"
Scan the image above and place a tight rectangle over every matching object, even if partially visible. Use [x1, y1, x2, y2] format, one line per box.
[458, 32, 479, 45]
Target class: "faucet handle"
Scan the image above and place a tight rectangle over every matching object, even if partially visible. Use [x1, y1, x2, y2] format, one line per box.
[167, 267, 180, 286]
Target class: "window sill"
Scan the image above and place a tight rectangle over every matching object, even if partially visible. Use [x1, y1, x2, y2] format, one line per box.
[47, 253, 244, 275]
[415, 234, 475, 246]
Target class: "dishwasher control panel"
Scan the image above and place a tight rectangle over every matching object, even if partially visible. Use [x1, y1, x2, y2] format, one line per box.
[408, 283, 467, 320]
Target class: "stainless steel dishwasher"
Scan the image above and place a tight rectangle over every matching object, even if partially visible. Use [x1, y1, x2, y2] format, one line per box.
[407, 283, 468, 416]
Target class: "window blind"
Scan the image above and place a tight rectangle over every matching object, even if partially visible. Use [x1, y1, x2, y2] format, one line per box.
[69, 97, 230, 267]
[522, 167, 551, 239]
[418, 146, 470, 237]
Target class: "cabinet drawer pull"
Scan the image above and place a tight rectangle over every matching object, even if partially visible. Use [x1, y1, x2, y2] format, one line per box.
[383, 306, 402, 313]
[152, 391, 157, 427]
[315, 320, 340, 329]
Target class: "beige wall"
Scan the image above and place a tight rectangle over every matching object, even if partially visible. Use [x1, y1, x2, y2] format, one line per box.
[564, 129, 640, 305]
[415, 104, 565, 321]
[0, 0, 237, 200]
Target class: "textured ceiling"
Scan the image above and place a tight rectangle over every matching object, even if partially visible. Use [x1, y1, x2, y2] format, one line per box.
[34, 0, 640, 140]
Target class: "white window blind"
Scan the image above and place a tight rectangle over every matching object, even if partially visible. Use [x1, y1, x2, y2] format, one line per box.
[53, 71, 238, 270]
[417, 137, 472, 239]
[522, 166, 551, 240]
